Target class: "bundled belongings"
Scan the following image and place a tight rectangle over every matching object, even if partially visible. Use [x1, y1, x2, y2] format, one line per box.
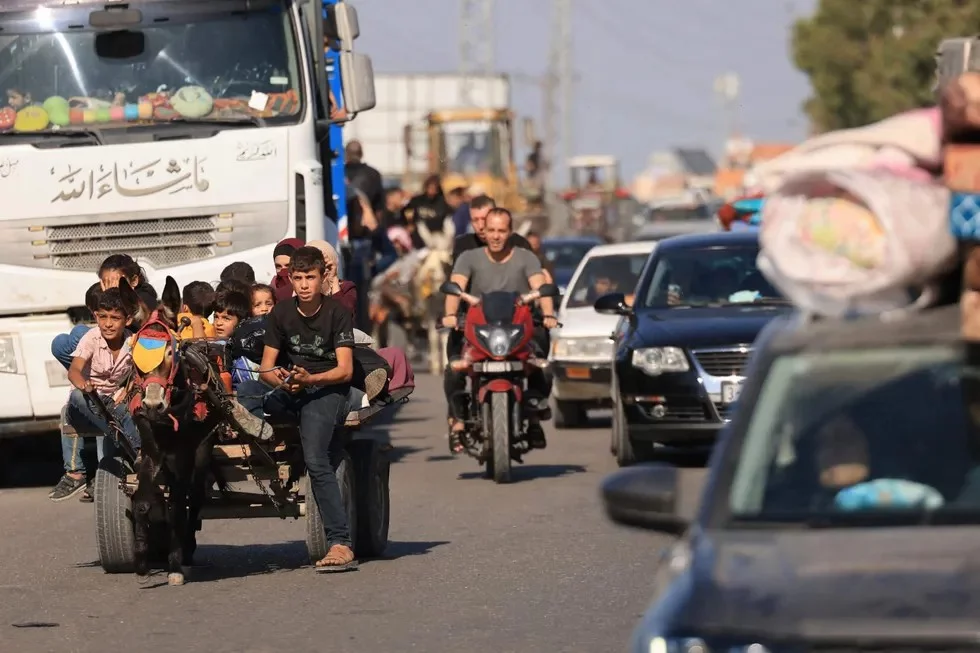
[718, 194, 764, 231]
[752, 107, 957, 317]
[942, 72, 980, 343]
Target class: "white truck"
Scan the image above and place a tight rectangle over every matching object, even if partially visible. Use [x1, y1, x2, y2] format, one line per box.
[341, 72, 510, 188]
[0, 0, 374, 437]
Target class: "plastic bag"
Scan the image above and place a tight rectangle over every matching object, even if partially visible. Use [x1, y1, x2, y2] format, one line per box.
[757, 169, 956, 316]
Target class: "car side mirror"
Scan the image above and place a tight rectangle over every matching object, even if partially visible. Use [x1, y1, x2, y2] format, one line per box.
[440, 281, 462, 296]
[537, 283, 559, 298]
[600, 464, 688, 535]
[594, 292, 630, 315]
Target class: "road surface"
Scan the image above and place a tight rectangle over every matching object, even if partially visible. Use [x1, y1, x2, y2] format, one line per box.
[0, 375, 704, 653]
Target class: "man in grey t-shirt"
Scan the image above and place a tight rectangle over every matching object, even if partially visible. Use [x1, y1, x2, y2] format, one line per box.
[441, 208, 557, 453]
[452, 244, 541, 296]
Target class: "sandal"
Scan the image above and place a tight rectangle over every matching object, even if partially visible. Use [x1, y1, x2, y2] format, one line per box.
[448, 422, 465, 454]
[315, 544, 358, 573]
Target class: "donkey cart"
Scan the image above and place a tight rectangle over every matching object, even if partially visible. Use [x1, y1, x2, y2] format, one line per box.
[78, 385, 412, 575]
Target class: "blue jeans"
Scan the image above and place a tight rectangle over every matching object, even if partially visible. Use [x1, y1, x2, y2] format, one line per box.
[238, 380, 352, 547]
[52, 324, 92, 369]
[61, 389, 140, 474]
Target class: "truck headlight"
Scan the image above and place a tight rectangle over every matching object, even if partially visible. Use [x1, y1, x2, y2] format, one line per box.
[553, 337, 613, 360]
[632, 347, 688, 376]
[0, 335, 17, 373]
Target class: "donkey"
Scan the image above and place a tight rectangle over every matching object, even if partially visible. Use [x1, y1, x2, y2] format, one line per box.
[120, 277, 223, 586]
[414, 221, 455, 375]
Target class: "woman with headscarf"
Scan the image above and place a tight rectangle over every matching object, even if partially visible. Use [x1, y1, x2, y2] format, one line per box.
[271, 237, 305, 301]
[307, 240, 415, 394]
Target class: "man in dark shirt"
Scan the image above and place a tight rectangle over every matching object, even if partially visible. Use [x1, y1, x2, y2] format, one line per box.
[236, 247, 358, 572]
[344, 140, 384, 213]
[450, 195, 531, 264]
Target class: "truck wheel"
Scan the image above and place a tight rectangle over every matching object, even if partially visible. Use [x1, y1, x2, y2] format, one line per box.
[94, 457, 136, 574]
[349, 439, 390, 558]
[489, 392, 512, 484]
[553, 399, 586, 429]
[304, 452, 357, 564]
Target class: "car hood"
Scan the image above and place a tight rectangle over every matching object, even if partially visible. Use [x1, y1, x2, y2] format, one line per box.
[633, 307, 787, 349]
[672, 529, 980, 635]
[555, 306, 620, 338]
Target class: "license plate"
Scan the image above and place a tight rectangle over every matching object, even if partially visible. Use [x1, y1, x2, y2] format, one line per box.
[566, 367, 590, 380]
[482, 361, 512, 373]
[45, 360, 71, 387]
[721, 380, 743, 404]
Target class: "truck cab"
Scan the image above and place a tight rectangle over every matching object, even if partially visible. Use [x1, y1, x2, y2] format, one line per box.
[0, 0, 373, 435]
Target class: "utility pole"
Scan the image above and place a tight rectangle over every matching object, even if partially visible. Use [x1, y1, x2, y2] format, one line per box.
[458, 0, 494, 106]
[557, 0, 573, 177]
[714, 72, 740, 164]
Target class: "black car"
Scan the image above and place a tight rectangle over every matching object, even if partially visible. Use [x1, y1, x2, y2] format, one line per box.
[595, 231, 790, 465]
[601, 304, 979, 652]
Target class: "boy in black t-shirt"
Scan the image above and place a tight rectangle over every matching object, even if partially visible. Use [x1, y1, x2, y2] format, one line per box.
[237, 247, 357, 572]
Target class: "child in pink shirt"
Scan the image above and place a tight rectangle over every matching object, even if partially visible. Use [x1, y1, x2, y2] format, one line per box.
[50, 287, 140, 502]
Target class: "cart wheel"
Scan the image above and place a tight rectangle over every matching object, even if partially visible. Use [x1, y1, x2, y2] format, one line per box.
[94, 457, 135, 574]
[304, 451, 357, 564]
[349, 439, 390, 558]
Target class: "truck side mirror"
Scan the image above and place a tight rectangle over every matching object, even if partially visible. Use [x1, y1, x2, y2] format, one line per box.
[339, 52, 376, 114]
[324, 2, 361, 51]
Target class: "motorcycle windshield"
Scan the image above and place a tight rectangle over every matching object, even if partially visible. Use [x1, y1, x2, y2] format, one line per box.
[481, 291, 518, 324]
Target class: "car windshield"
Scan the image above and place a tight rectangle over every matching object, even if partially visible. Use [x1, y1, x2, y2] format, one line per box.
[566, 253, 649, 308]
[642, 244, 783, 308]
[543, 241, 598, 270]
[0, 1, 302, 134]
[727, 345, 980, 526]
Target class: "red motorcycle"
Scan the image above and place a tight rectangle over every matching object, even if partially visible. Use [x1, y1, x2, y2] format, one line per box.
[441, 281, 560, 483]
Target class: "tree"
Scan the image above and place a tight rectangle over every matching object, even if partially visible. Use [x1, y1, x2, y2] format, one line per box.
[792, 0, 980, 132]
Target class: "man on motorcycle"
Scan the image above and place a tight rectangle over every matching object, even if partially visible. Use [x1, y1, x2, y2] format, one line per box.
[442, 208, 557, 452]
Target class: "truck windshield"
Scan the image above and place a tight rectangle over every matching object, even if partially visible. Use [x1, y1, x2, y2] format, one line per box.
[441, 119, 504, 178]
[727, 346, 980, 526]
[0, 1, 302, 133]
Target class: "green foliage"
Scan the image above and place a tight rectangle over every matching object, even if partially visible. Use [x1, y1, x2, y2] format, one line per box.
[792, 0, 980, 131]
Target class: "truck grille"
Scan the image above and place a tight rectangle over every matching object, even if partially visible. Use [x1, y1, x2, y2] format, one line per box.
[43, 216, 222, 271]
[691, 347, 751, 377]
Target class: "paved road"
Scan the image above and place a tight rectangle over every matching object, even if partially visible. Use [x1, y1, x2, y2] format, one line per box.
[0, 375, 702, 653]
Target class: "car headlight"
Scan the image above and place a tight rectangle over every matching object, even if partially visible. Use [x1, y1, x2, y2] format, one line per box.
[475, 325, 525, 357]
[632, 347, 688, 376]
[647, 637, 769, 653]
[0, 335, 17, 373]
[553, 337, 614, 360]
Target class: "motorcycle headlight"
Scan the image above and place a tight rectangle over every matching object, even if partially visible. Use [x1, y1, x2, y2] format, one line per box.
[552, 336, 613, 360]
[631, 347, 688, 376]
[475, 325, 525, 357]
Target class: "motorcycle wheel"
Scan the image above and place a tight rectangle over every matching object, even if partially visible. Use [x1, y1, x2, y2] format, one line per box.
[488, 392, 512, 484]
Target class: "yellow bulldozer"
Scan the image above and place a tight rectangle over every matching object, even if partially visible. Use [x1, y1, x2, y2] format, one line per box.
[403, 107, 547, 232]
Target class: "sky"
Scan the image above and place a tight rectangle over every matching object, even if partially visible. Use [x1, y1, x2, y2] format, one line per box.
[354, 0, 818, 179]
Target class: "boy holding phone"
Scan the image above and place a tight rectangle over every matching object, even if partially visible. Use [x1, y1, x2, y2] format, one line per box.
[236, 247, 357, 572]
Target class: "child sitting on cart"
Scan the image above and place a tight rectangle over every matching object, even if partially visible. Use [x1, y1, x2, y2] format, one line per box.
[236, 246, 359, 572]
[49, 287, 141, 502]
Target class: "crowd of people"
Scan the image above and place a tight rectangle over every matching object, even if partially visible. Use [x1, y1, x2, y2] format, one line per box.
[44, 140, 555, 571]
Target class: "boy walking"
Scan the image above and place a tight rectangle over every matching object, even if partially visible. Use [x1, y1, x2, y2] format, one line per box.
[237, 247, 357, 571]
[50, 288, 140, 501]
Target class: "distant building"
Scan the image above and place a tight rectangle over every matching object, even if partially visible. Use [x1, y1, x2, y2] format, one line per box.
[631, 147, 717, 203]
[713, 139, 796, 199]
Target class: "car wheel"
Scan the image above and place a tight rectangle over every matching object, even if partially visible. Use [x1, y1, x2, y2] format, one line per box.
[553, 399, 586, 429]
[612, 399, 636, 466]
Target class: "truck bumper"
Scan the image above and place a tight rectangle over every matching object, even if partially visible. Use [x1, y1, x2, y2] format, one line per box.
[0, 313, 73, 437]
